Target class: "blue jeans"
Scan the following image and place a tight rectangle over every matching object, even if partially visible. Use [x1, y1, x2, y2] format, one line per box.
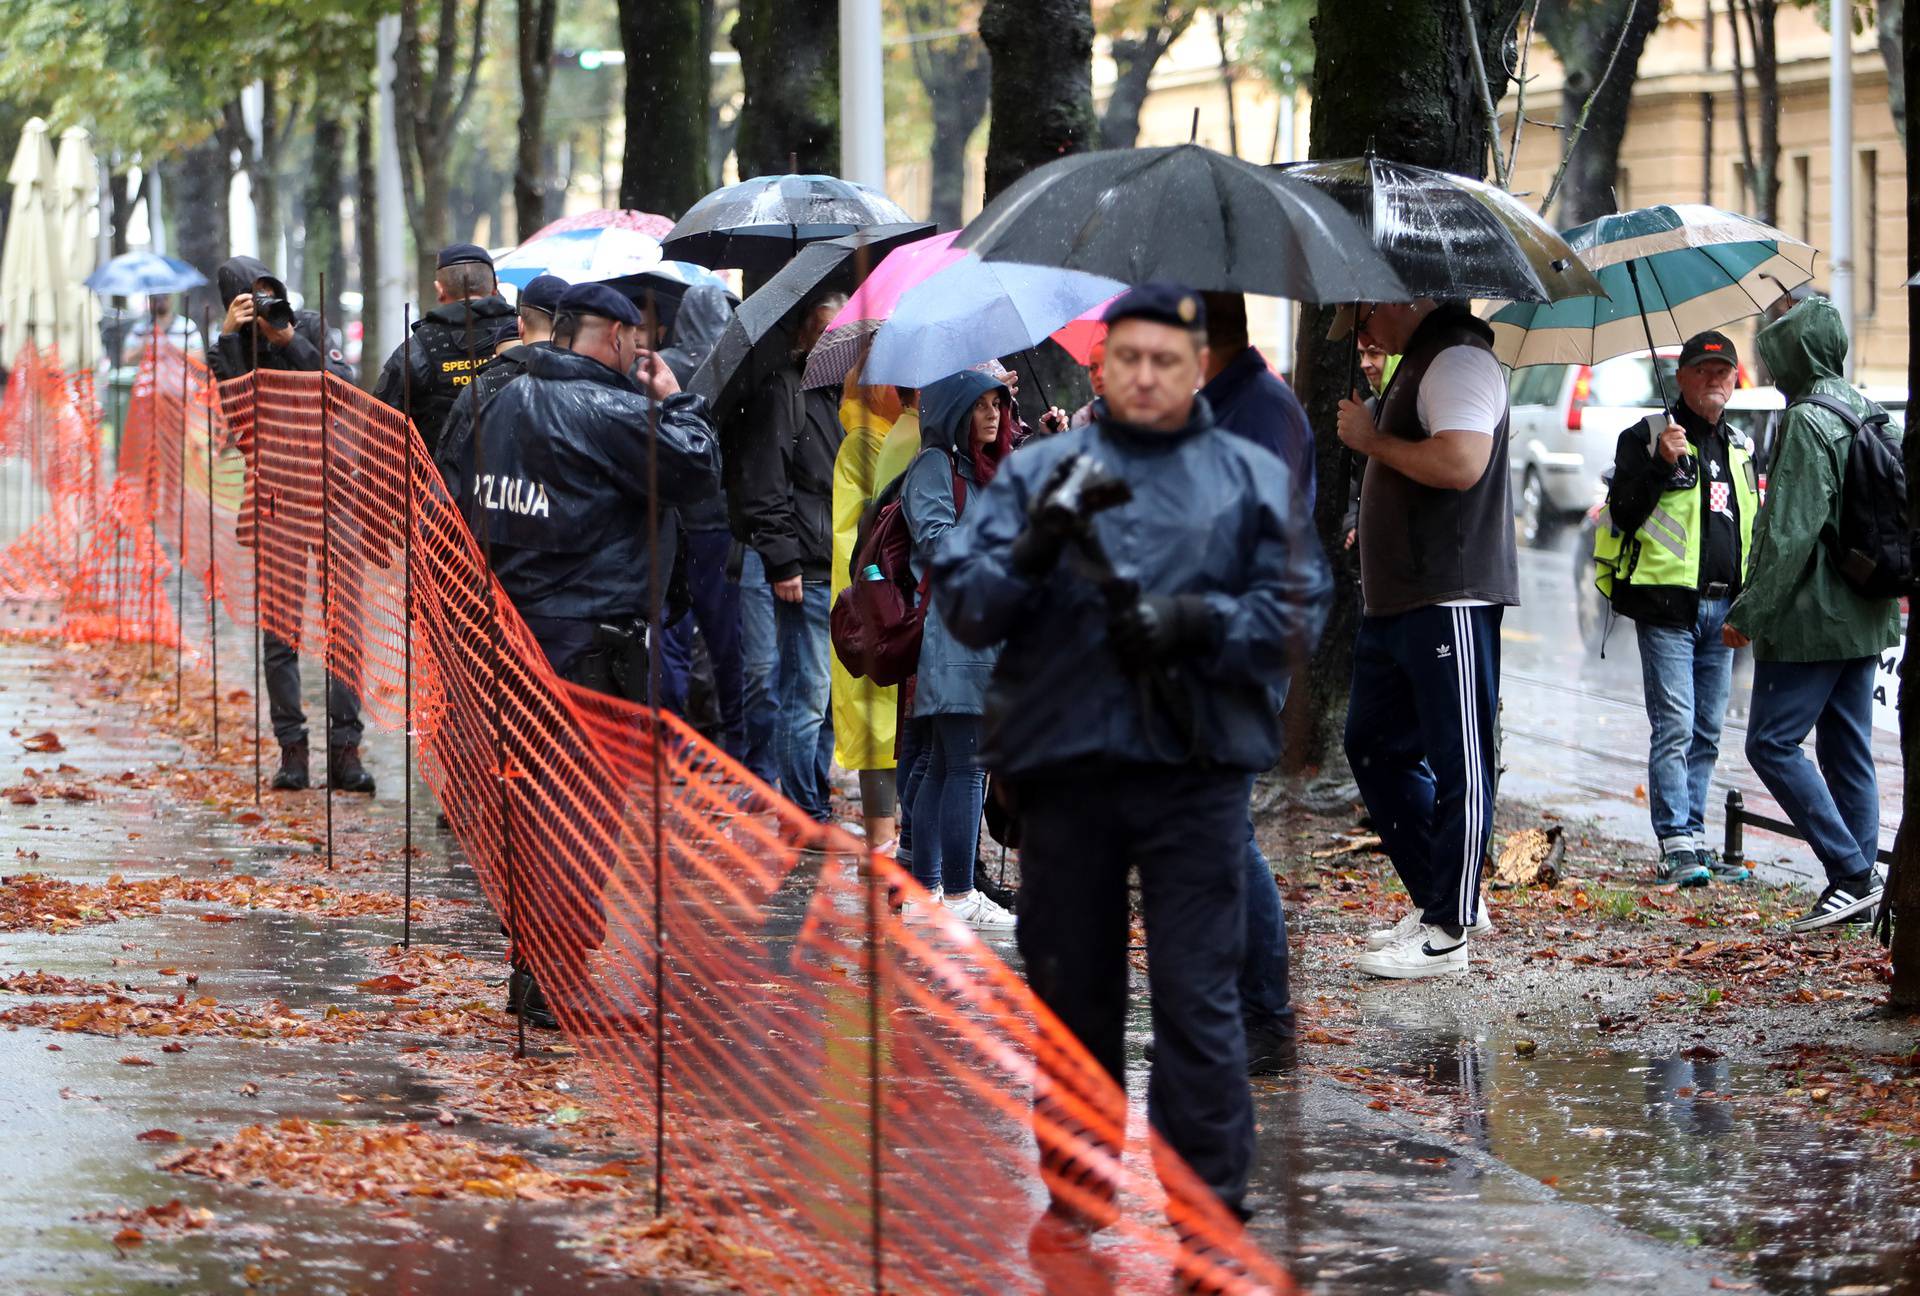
[895, 715, 925, 868]
[1241, 829, 1293, 1037]
[1634, 596, 1734, 856]
[909, 714, 985, 896]
[773, 579, 834, 821]
[1745, 656, 1881, 886]
[737, 549, 781, 787]
[658, 528, 746, 760]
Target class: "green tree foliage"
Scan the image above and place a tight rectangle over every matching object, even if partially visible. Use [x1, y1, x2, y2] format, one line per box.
[1237, 0, 1315, 92]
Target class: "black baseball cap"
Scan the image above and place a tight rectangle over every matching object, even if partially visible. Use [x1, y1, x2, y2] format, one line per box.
[1102, 281, 1206, 332]
[1678, 330, 1738, 371]
[558, 282, 644, 327]
[436, 242, 494, 270]
[519, 274, 568, 315]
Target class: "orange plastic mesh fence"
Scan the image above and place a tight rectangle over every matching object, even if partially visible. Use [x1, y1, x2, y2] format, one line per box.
[0, 342, 1291, 1295]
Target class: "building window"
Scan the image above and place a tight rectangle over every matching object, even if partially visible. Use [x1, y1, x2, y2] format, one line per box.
[1859, 149, 1878, 318]
[1791, 153, 1811, 241]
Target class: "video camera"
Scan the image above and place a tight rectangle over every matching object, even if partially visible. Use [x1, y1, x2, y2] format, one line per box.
[252, 291, 296, 331]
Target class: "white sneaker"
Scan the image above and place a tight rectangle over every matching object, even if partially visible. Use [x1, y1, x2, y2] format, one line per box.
[943, 889, 1017, 931]
[1365, 907, 1494, 950]
[1356, 925, 1469, 979]
[901, 886, 941, 921]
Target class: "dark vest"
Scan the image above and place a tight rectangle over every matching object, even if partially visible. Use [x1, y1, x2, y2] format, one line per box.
[1357, 306, 1520, 616]
[412, 300, 518, 455]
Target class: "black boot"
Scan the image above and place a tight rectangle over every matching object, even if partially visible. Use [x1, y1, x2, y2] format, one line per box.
[1244, 1024, 1300, 1076]
[327, 744, 376, 795]
[270, 739, 310, 791]
[507, 968, 560, 1030]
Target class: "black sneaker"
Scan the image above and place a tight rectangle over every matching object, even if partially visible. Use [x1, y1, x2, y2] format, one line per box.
[1656, 848, 1710, 887]
[1789, 871, 1885, 932]
[1701, 848, 1752, 885]
[506, 968, 560, 1030]
[1244, 1024, 1299, 1077]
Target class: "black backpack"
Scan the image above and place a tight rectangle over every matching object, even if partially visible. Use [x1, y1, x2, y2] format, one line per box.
[1792, 392, 1910, 598]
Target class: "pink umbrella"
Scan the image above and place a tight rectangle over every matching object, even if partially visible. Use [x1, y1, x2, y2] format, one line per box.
[1050, 297, 1118, 366]
[802, 230, 967, 389]
[527, 208, 674, 242]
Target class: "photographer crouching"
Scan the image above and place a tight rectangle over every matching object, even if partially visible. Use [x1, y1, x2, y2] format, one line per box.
[932, 285, 1331, 1255]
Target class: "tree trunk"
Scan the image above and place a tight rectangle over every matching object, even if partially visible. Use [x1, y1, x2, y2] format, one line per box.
[1538, 0, 1663, 226]
[108, 171, 132, 259]
[355, 102, 381, 393]
[980, 0, 1096, 203]
[1730, 0, 1782, 225]
[1891, 0, 1919, 1010]
[417, 163, 451, 301]
[1287, 0, 1520, 769]
[304, 111, 348, 325]
[515, 0, 557, 238]
[906, 2, 991, 231]
[733, 0, 840, 179]
[619, 0, 710, 215]
[169, 136, 233, 325]
[1880, 0, 1906, 154]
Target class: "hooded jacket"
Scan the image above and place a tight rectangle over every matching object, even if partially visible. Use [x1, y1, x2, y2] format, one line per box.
[730, 358, 846, 582]
[374, 294, 521, 456]
[902, 370, 1011, 719]
[933, 394, 1333, 775]
[660, 286, 736, 533]
[207, 256, 326, 381]
[1726, 297, 1902, 663]
[468, 343, 720, 624]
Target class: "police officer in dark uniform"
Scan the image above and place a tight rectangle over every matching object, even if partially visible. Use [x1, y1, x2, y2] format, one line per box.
[374, 243, 521, 456]
[435, 272, 568, 507]
[474, 281, 719, 687]
[470, 282, 720, 1028]
[933, 285, 1331, 1255]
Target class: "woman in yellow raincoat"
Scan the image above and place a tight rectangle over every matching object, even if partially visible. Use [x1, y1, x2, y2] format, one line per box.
[831, 368, 920, 850]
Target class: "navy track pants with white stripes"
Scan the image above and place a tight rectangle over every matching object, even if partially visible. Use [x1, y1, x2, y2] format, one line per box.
[1344, 604, 1502, 930]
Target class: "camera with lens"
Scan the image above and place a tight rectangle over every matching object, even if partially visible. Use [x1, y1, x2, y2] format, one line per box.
[1032, 453, 1132, 532]
[251, 291, 296, 331]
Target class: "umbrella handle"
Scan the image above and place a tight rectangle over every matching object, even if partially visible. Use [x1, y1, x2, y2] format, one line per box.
[1624, 260, 1674, 417]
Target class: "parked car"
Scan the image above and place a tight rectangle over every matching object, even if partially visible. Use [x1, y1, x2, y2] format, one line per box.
[1507, 349, 1682, 546]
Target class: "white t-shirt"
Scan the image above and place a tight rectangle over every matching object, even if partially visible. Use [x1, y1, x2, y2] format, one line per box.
[1412, 344, 1509, 607]
[1414, 346, 1507, 438]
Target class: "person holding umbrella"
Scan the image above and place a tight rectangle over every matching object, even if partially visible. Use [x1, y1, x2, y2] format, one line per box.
[1335, 297, 1515, 979]
[933, 283, 1332, 1241]
[1596, 331, 1759, 888]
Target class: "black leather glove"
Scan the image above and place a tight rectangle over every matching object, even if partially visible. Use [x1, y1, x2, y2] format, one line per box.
[1009, 458, 1083, 580]
[1109, 594, 1219, 669]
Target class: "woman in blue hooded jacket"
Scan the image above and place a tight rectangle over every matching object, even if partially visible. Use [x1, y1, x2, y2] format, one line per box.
[901, 368, 1016, 930]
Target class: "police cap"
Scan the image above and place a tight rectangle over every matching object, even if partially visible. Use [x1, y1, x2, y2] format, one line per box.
[437, 242, 494, 270]
[519, 274, 568, 316]
[1678, 330, 1738, 371]
[558, 282, 644, 327]
[1102, 282, 1206, 333]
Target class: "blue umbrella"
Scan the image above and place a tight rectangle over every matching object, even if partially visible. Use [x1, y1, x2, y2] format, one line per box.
[84, 251, 207, 296]
[860, 258, 1124, 389]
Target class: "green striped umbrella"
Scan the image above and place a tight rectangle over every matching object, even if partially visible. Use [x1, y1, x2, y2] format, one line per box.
[1485, 204, 1816, 373]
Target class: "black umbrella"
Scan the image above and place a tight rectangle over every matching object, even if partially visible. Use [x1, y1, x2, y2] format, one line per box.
[1277, 155, 1603, 304]
[689, 223, 940, 414]
[663, 174, 917, 272]
[955, 144, 1407, 303]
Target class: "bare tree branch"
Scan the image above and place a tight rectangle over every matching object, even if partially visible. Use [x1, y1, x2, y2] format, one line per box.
[1539, 0, 1646, 215]
[1459, 0, 1510, 187]
[1506, 0, 1543, 178]
[448, 0, 489, 141]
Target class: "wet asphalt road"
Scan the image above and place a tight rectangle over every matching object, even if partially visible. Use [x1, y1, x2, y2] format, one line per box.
[1499, 536, 1903, 887]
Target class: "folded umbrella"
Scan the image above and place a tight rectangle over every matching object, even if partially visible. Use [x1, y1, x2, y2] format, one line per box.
[1484, 204, 1816, 376]
[85, 251, 208, 298]
[1280, 155, 1603, 303]
[690, 223, 938, 414]
[957, 144, 1406, 304]
[800, 230, 967, 389]
[664, 174, 917, 272]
